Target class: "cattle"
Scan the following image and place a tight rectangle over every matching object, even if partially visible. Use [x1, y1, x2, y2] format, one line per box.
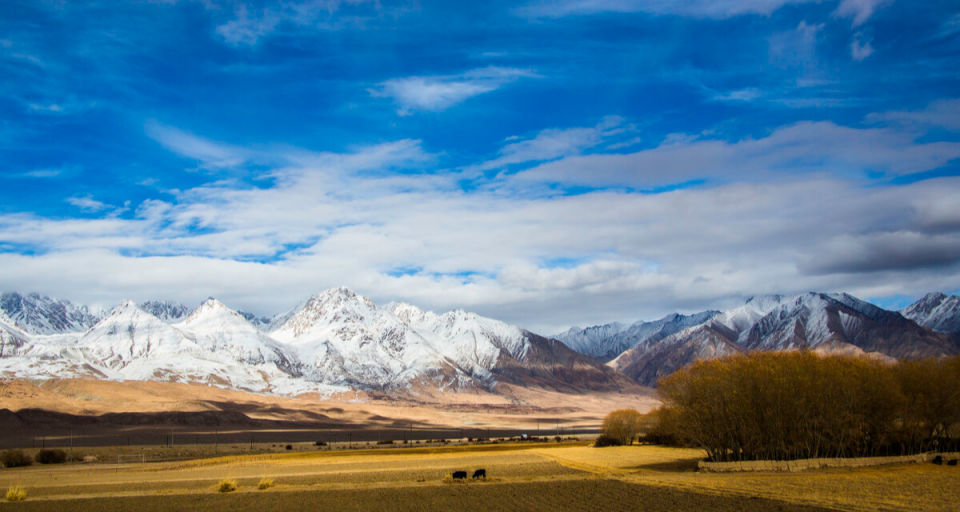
[472, 469, 486, 479]
[948, 459, 958, 467]
[452, 471, 468, 480]
[933, 455, 944, 465]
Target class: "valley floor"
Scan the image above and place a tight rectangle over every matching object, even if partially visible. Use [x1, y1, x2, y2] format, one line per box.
[1, 443, 957, 512]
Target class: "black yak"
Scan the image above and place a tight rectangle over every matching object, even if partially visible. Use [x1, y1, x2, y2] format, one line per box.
[472, 469, 486, 479]
[452, 471, 467, 480]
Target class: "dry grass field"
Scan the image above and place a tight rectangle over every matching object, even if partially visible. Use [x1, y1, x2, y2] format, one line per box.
[2, 442, 957, 511]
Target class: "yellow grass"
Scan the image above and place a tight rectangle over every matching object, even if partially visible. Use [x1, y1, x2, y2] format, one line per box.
[6, 484, 26, 502]
[0, 442, 956, 511]
[217, 479, 237, 493]
[257, 477, 274, 490]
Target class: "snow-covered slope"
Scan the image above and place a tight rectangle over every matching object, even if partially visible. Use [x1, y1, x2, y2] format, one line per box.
[901, 293, 960, 333]
[610, 292, 959, 386]
[266, 288, 637, 394]
[554, 311, 720, 362]
[173, 299, 299, 373]
[553, 322, 629, 361]
[0, 292, 105, 334]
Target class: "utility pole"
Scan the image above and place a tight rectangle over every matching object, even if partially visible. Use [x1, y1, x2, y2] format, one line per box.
[215, 429, 218, 455]
[69, 430, 74, 463]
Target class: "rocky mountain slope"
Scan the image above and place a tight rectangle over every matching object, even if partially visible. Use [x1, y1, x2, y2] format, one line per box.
[609, 292, 959, 386]
[554, 311, 720, 363]
[0, 292, 104, 334]
[901, 292, 960, 334]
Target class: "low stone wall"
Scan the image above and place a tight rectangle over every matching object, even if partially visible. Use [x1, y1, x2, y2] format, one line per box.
[698, 452, 960, 473]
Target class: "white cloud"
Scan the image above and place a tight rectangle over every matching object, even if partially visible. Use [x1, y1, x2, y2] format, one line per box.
[4, 115, 960, 333]
[214, 0, 377, 46]
[145, 121, 251, 169]
[833, 0, 893, 27]
[850, 32, 874, 61]
[711, 87, 763, 102]
[510, 121, 960, 188]
[517, 0, 893, 25]
[369, 67, 539, 115]
[468, 116, 630, 172]
[867, 99, 960, 131]
[65, 195, 109, 213]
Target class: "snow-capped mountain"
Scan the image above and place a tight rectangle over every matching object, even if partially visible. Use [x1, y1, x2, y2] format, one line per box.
[0, 300, 333, 395]
[0, 292, 105, 334]
[610, 292, 959, 386]
[139, 300, 190, 323]
[0, 287, 638, 397]
[555, 311, 721, 363]
[553, 322, 629, 361]
[267, 288, 636, 394]
[174, 298, 299, 373]
[901, 292, 960, 334]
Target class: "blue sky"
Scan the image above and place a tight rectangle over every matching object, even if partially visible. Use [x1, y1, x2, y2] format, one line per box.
[1, 0, 959, 333]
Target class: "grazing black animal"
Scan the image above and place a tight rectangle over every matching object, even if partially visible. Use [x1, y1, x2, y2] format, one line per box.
[933, 455, 944, 465]
[948, 459, 958, 466]
[472, 469, 486, 479]
[452, 471, 468, 480]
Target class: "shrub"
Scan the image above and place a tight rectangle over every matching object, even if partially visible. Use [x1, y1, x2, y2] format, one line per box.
[35, 449, 67, 464]
[602, 409, 644, 445]
[257, 477, 274, 490]
[593, 435, 622, 447]
[6, 485, 26, 502]
[377, 439, 394, 445]
[314, 441, 327, 446]
[285, 444, 293, 451]
[554, 436, 563, 443]
[218, 479, 237, 493]
[1, 450, 32, 468]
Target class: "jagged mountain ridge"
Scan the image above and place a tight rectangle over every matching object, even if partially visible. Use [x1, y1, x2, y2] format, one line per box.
[609, 292, 960, 386]
[0, 287, 642, 397]
[901, 292, 960, 334]
[555, 311, 723, 363]
[0, 292, 105, 335]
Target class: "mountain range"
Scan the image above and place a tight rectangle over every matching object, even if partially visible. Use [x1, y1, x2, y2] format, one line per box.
[0, 287, 639, 398]
[0, 289, 958, 395]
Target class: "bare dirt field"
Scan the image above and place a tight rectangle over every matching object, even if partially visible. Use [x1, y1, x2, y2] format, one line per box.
[2, 442, 958, 512]
[0, 379, 657, 449]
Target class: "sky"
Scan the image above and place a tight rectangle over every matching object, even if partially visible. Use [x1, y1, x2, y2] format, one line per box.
[1, 0, 959, 334]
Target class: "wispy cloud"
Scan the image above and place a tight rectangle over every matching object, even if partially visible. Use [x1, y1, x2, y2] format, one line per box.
[145, 121, 251, 169]
[850, 32, 874, 61]
[517, 0, 893, 25]
[369, 67, 539, 115]
[711, 88, 763, 102]
[516, 0, 821, 19]
[66, 195, 110, 213]
[214, 0, 379, 46]
[867, 99, 960, 131]
[469, 116, 630, 172]
[833, 0, 894, 27]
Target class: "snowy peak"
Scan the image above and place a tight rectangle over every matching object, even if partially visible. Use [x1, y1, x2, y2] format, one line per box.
[270, 287, 378, 341]
[78, 300, 202, 369]
[174, 298, 297, 372]
[555, 311, 719, 363]
[139, 300, 190, 323]
[0, 292, 105, 334]
[902, 292, 960, 333]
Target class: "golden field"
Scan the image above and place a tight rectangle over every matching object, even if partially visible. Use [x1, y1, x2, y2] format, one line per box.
[1, 442, 958, 511]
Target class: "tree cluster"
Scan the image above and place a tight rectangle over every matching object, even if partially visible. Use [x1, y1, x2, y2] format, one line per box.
[651, 352, 960, 462]
[599, 408, 645, 446]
